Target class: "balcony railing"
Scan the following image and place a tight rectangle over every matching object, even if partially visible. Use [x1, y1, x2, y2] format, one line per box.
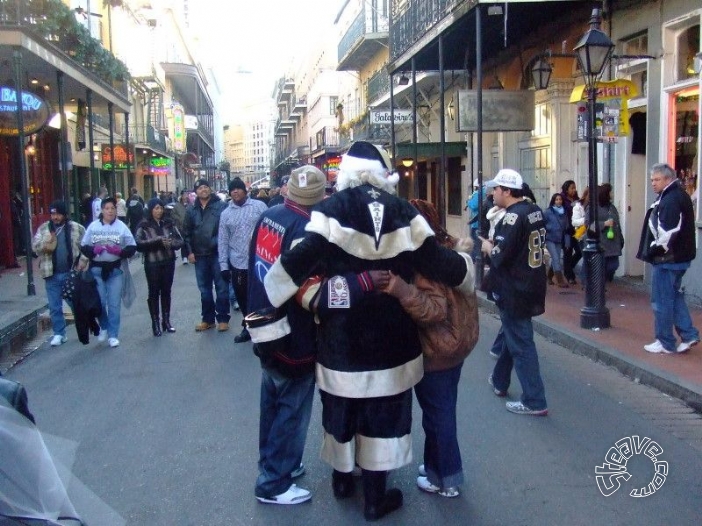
[128, 124, 169, 153]
[367, 68, 390, 105]
[338, 4, 389, 65]
[390, 0, 463, 61]
[314, 126, 341, 151]
[0, 0, 130, 91]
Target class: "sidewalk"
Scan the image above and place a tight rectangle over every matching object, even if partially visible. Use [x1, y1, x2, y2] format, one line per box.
[2, 258, 701, 412]
[478, 277, 702, 412]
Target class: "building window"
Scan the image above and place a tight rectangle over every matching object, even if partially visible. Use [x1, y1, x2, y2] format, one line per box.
[447, 157, 463, 216]
[531, 103, 551, 138]
[677, 24, 700, 81]
[330, 96, 338, 116]
[520, 146, 551, 208]
[622, 31, 648, 56]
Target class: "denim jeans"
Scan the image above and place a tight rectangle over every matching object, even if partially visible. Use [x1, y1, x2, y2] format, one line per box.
[45, 271, 71, 338]
[193, 254, 230, 324]
[90, 266, 123, 339]
[414, 363, 464, 489]
[490, 326, 504, 357]
[546, 241, 563, 273]
[651, 265, 700, 351]
[256, 368, 315, 498]
[491, 309, 547, 410]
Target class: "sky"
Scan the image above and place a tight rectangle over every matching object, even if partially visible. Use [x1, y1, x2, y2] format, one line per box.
[194, 0, 344, 116]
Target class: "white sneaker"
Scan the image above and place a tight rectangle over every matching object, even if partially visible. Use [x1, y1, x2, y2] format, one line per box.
[50, 335, 67, 347]
[182, 257, 188, 265]
[97, 331, 107, 343]
[677, 339, 699, 353]
[416, 476, 459, 498]
[418, 464, 427, 477]
[108, 338, 120, 348]
[643, 340, 675, 354]
[256, 484, 311, 505]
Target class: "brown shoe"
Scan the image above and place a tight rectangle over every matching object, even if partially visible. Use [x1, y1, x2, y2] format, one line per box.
[195, 321, 216, 332]
[217, 322, 229, 332]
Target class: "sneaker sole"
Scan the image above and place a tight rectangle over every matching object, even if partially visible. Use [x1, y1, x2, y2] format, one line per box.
[256, 494, 311, 505]
[506, 406, 549, 416]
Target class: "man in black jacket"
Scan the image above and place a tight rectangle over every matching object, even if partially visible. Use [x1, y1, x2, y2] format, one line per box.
[184, 179, 230, 332]
[638, 163, 699, 354]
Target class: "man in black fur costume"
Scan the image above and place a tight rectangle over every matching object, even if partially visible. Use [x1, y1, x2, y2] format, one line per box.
[264, 141, 473, 521]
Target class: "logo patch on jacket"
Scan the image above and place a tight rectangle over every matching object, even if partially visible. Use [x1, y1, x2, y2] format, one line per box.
[328, 276, 350, 308]
[368, 201, 384, 244]
[253, 221, 284, 282]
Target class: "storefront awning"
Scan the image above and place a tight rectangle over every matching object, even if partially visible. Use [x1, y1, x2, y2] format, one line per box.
[396, 141, 467, 160]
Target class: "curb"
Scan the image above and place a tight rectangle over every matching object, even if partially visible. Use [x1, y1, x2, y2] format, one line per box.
[477, 295, 702, 413]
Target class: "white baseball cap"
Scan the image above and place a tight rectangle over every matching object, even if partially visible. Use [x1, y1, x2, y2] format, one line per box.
[485, 169, 523, 190]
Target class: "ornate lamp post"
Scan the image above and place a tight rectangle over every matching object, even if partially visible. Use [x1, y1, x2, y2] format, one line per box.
[574, 8, 614, 329]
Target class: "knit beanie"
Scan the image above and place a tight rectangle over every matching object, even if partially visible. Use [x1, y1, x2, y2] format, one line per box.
[228, 177, 247, 193]
[49, 200, 68, 216]
[194, 178, 210, 191]
[148, 197, 165, 211]
[287, 165, 327, 206]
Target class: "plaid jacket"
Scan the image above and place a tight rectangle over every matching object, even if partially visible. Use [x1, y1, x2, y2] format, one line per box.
[31, 220, 88, 278]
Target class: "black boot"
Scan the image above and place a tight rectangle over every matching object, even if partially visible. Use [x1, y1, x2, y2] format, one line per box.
[147, 298, 162, 337]
[363, 470, 403, 522]
[234, 327, 251, 343]
[332, 469, 355, 499]
[161, 295, 176, 333]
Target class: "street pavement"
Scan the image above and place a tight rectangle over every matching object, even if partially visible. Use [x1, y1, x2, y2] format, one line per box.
[3, 261, 702, 525]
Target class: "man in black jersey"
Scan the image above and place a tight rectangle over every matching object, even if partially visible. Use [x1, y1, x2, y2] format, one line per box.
[480, 169, 548, 416]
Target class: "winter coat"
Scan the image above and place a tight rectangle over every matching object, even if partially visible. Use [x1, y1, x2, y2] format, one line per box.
[72, 271, 102, 344]
[183, 194, 227, 257]
[637, 179, 696, 265]
[543, 206, 569, 245]
[31, 220, 87, 278]
[592, 203, 624, 257]
[135, 217, 184, 267]
[389, 273, 479, 372]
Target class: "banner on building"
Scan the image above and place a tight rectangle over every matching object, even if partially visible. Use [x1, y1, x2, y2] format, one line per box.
[456, 90, 535, 132]
[570, 80, 639, 142]
[370, 109, 414, 125]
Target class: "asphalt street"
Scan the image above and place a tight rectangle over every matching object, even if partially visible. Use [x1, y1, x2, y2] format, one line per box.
[6, 261, 702, 526]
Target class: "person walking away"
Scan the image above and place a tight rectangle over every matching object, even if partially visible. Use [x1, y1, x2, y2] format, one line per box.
[592, 183, 624, 282]
[126, 187, 146, 236]
[115, 192, 127, 223]
[480, 169, 548, 416]
[466, 180, 484, 263]
[247, 165, 327, 505]
[81, 197, 136, 347]
[31, 200, 89, 346]
[268, 176, 288, 207]
[543, 193, 570, 288]
[638, 163, 700, 354]
[92, 186, 108, 222]
[135, 198, 183, 336]
[183, 179, 229, 332]
[379, 199, 478, 499]
[560, 180, 581, 285]
[264, 141, 473, 521]
[218, 177, 267, 342]
[80, 193, 93, 227]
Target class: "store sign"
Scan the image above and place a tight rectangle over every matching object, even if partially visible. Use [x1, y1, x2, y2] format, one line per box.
[570, 80, 639, 141]
[150, 156, 171, 176]
[0, 86, 50, 136]
[323, 156, 341, 181]
[102, 144, 134, 170]
[370, 109, 413, 125]
[456, 90, 535, 132]
[184, 115, 199, 130]
[171, 103, 185, 153]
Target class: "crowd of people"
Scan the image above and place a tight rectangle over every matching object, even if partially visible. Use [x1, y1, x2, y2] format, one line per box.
[32, 143, 699, 521]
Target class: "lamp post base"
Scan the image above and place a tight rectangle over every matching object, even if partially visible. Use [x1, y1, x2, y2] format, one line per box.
[579, 239, 610, 330]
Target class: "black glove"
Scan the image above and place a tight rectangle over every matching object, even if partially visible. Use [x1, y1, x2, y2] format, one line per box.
[221, 269, 231, 283]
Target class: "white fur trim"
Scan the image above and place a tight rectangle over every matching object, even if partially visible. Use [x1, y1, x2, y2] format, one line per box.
[454, 251, 475, 295]
[320, 431, 412, 472]
[263, 259, 299, 307]
[337, 153, 398, 193]
[306, 212, 434, 260]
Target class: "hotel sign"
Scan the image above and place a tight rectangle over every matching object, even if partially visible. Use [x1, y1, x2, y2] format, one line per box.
[456, 90, 535, 132]
[0, 86, 50, 136]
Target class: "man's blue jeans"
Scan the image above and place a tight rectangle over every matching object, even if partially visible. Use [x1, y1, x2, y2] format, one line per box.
[414, 363, 464, 489]
[45, 271, 71, 338]
[651, 265, 699, 351]
[90, 267, 123, 339]
[492, 309, 547, 410]
[256, 368, 315, 498]
[194, 254, 230, 324]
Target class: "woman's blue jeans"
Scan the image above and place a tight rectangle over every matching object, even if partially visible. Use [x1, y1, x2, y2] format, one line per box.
[91, 266, 123, 339]
[414, 363, 464, 489]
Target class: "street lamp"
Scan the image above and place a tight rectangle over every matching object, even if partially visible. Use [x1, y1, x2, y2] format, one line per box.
[574, 8, 614, 329]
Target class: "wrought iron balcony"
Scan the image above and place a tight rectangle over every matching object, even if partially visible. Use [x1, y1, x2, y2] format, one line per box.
[313, 126, 341, 151]
[390, 0, 463, 62]
[0, 0, 130, 92]
[367, 68, 390, 106]
[290, 95, 307, 119]
[338, 4, 389, 71]
[128, 124, 169, 153]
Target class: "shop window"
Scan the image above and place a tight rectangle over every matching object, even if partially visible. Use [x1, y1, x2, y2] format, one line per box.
[671, 90, 699, 196]
[520, 146, 551, 208]
[677, 24, 700, 81]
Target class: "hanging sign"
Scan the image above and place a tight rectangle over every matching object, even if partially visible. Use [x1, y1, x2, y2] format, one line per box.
[170, 102, 186, 153]
[570, 80, 639, 140]
[370, 109, 413, 125]
[456, 90, 535, 132]
[0, 86, 50, 136]
[102, 144, 134, 170]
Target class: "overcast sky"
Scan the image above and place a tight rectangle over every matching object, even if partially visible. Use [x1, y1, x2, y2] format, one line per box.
[195, 0, 343, 116]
